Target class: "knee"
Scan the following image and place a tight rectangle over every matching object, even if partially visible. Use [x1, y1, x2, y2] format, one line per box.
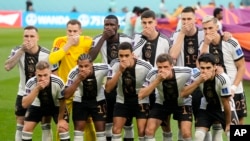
[112, 126, 122, 134]
[145, 127, 155, 136]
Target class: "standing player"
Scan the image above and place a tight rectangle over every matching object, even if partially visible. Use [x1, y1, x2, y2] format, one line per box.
[133, 9, 171, 140]
[63, 54, 110, 141]
[4, 26, 57, 141]
[138, 53, 193, 141]
[199, 15, 246, 125]
[180, 53, 235, 141]
[89, 15, 134, 141]
[21, 61, 69, 141]
[49, 19, 95, 141]
[105, 42, 153, 141]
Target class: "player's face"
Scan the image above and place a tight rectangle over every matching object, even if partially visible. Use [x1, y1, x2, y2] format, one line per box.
[23, 29, 39, 48]
[202, 21, 218, 35]
[181, 12, 195, 25]
[78, 59, 93, 74]
[66, 24, 82, 37]
[199, 62, 216, 77]
[119, 49, 134, 67]
[36, 68, 51, 82]
[104, 19, 119, 35]
[141, 17, 156, 29]
[156, 61, 173, 73]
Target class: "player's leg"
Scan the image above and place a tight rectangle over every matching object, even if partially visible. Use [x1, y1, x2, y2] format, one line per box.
[15, 95, 26, 141]
[123, 117, 134, 141]
[161, 115, 172, 141]
[178, 106, 193, 141]
[22, 121, 38, 141]
[136, 103, 150, 141]
[41, 116, 53, 141]
[233, 93, 247, 124]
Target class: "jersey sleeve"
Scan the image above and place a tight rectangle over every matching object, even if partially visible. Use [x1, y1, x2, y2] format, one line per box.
[49, 37, 67, 64]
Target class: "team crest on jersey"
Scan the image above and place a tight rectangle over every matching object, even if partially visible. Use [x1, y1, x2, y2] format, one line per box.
[222, 88, 229, 94]
[187, 46, 195, 54]
[67, 80, 74, 86]
[110, 43, 119, 59]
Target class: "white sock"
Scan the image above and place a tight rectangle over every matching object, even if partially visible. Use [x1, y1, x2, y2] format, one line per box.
[105, 123, 113, 138]
[194, 129, 206, 141]
[139, 136, 145, 141]
[96, 131, 106, 141]
[59, 132, 70, 140]
[112, 133, 122, 141]
[204, 131, 212, 141]
[22, 131, 32, 140]
[183, 137, 192, 141]
[15, 123, 23, 141]
[163, 132, 173, 141]
[123, 124, 134, 139]
[74, 130, 84, 141]
[41, 123, 52, 141]
[212, 124, 223, 141]
[145, 135, 156, 141]
[178, 130, 183, 141]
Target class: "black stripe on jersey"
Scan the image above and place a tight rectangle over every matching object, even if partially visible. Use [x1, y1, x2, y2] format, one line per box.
[216, 74, 226, 85]
[109, 58, 119, 67]
[26, 78, 37, 88]
[146, 69, 158, 80]
[133, 35, 146, 51]
[93, 34, 103, 40]
[94, 64, 109, 71]
[13, 46, 22, 51]
[51, 77, 64, 88]
[68, 69, 79, 79]
[119, 33, 132, 39]
[193, 72, 200, 79]
[174, 67, 192, 73]
[227, 39, 238, 48]
[159, 33, 170, 41]
[40, 46, 50, 54]
[137, 59, 152, 70]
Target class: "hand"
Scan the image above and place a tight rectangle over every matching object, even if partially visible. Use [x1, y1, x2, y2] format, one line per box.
[102, 28, 115, 40]
[37, 80, 49, 90]
[222, 32, 232, 41]
[138, 88, 146, 100]
[181, 22, 193, 34]
[57, 119, 68, 132]
[157, 70, 171, 81]
[78, 69, 92, 80]
[199, 71, 213, 82]
[22, 41, 33, 52]
[119, 60, 130, 72]
[215, 65, 224, 74]
[142, 26, 154, 38]
[230, 85, 237, 98]
[204, 32, 217, 45]
[67, 35, 80, 46]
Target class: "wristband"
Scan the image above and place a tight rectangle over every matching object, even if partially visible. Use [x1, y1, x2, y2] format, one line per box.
[231, 85, 237, 92]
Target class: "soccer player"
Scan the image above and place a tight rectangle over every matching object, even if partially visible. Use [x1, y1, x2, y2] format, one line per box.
[89, 15, 134, 141]
[105, 42, 153, 141]
[49, 19, 95, 141]
[4, 25, 57, 141]
[133, 9, 171, 140]
[63, 54, 110, 141]
[21, 61, 69, 141]
[199, 15, 246, 125]
[138, 53, 193, 141]
[169, 7, 231, 140]
[180, 53, 235, 141]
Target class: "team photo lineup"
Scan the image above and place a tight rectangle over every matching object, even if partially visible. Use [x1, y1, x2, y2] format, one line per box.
[4, 1, 249, 141]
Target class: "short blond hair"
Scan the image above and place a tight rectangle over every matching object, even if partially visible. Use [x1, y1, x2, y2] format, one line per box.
[202, 15, 217, 24]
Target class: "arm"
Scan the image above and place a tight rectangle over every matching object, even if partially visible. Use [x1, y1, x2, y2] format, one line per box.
[221, 96, 231, 132]
[138, 78, 161, 100]
[105, 70, 122, 93]
[63, 77, 82, 99]
[89, 37, 105, 61]
[57, 99, 68, 132]
[233, 58, 245, 87]
[169, 32, 185, 59]
[180, 79, 202, 98]
[4, 48, 24, 71]
[22, 85, 41, 108]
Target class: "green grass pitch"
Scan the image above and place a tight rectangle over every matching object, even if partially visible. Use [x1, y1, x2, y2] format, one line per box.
[0, 28, 249, 140]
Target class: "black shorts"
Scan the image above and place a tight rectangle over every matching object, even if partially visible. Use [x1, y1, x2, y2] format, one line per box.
[195, 109, 236, 131]
[113, 103, 149, 119]
[25, 105, 59, 123]
[72, 99, 107, 121]
[15, 95, 27, 116]
[150, 103, 192, 126]
[233, 93, 247, 118]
